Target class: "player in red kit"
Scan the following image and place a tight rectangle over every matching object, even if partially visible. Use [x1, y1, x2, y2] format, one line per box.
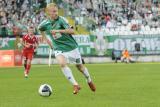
[22, 27, 38, 78]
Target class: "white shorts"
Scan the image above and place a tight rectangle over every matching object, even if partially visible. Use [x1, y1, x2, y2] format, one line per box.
[54, 48, 82, 64]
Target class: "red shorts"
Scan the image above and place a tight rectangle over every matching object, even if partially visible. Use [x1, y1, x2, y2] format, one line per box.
[22, 50, 34, 60]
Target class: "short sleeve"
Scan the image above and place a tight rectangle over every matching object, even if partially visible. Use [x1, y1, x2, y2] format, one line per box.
[34, 36, 38, 43]
[22, 35, 26, 41]
[60, 17, 70, 29]
[38, 20, 49, 31]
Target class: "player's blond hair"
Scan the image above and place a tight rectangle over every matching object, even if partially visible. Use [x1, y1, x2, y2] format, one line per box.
[45, 3, 58, 14]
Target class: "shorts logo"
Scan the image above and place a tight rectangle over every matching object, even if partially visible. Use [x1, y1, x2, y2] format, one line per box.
[76, 58, 80, 63]
[68, 57, 80, 63]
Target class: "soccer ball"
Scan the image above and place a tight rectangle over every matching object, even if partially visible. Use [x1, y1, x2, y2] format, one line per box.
[38, 84, 52, 97]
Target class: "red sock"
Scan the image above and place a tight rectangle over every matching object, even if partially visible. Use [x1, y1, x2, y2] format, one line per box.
[26, 64, 31, 74]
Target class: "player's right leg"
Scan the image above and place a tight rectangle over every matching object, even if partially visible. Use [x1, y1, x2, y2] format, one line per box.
[22, 51, 28, 78]
[55, 54, 80, 94]
[76, 64, 96, 92]
[23, 58, 28, 78]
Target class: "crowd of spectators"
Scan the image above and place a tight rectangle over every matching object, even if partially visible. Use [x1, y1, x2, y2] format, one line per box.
[64, 0, 160, 35]
[1, 0, 160, 37]
[0, 0, 46, 37]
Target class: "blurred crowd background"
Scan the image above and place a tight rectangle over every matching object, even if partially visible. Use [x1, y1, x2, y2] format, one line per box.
[1, 0, 160, 37]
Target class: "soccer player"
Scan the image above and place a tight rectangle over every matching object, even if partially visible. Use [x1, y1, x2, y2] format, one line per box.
[38, 3, 96, 94]
[121, 49, 131, 63]
[22, 27, 38, 78]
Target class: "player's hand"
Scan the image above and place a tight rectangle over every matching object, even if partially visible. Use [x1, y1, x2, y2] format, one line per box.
[49, 44, 53, 49]
[51, 30, 56, 38]
[25, 43, 33, 48]
[50, 45, 53, 49]
[51, 30, 60, 33]
[17, 43, 22, 48]
[25, 44, 30, 48]
[51, 30, 57, 35]
[51, 30, 59, 38]
[46, 39, 53, 49]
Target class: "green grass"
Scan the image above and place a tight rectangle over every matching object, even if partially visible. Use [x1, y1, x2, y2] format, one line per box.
[0, 63, 160, 107]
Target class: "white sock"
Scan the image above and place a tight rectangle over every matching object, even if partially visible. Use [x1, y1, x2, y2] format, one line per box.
[61, 66, 78, 85]
[82, 67, 92, 83]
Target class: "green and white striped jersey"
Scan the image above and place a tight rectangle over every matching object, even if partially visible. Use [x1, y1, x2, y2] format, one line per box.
[38, 16, 78, 52]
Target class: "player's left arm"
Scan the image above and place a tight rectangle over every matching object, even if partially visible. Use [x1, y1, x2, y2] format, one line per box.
[21, 35, 26, 47]
[52, 28, 74, 34]
[21, 36, 30, 48]
[51, 18, 74, 35]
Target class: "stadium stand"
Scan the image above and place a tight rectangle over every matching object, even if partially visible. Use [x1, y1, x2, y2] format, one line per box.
[0, 0, 160, 36]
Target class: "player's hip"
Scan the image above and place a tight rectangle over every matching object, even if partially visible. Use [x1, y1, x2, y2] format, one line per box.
[54, 48, 82, 64]
[22, 49, 34, 54]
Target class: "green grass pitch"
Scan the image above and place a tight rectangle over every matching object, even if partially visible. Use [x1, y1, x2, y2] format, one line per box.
[0, 63, 160, 107]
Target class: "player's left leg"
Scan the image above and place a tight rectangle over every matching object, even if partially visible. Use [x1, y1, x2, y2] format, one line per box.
[22, 51, 26, 68]
[76, 64, 96, 92]
[55, 53, 80, 94]
[25, 59, 31, 76]
[25, 53, 33, 78]
[24, 58, 27, 69]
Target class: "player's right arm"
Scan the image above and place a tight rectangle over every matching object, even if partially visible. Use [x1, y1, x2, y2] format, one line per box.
[38, 19, 54, 49]
[40, 31, 53, 49]
[22, 35, 30, 48]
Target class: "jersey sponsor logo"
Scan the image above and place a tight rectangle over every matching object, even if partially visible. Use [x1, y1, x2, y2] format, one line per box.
[53, 33, 62, 39]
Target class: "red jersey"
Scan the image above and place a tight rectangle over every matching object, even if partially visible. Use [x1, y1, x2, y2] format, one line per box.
[22, 34, 38, 52]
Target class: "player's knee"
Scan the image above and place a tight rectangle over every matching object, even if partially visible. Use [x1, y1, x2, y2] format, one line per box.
[24, 60, 27, 64]
[76, 64, 84, 72]
[76, 65, 80, 70]
[27, 60, 32, 64]
[59, 63, 67, 68]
